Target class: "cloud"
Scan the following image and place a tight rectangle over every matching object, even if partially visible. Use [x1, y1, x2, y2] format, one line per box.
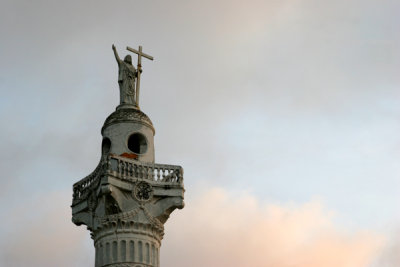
[162, 188, 384, 267]
[372, 230, 400, 267]
[0, 187, 391, 267]
[0, 191, 93, 267]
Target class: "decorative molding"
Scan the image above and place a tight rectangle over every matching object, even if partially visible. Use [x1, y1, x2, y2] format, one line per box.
[101, 208, 140, 224]
[102, 108, 154, 134]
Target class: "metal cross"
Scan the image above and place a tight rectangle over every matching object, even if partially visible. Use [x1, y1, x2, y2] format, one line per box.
[126, 45, 154, 107]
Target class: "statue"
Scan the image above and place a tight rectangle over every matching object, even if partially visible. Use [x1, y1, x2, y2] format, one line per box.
[112, 44, 154, 107]
[112, 44, 139, 105]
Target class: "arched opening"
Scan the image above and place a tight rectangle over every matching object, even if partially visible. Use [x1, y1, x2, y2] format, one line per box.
[127, 133, 147, 154]
[102, 137, 111, 155]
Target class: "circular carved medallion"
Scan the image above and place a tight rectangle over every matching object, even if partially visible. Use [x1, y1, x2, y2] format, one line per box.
[133, 181, 153, 202]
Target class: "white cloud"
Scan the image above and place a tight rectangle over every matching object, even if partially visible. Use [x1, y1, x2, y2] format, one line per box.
[0, 188, 393, 267]
[162, 188, 384, 267]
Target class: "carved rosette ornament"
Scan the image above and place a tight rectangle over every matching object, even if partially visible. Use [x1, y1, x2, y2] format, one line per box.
[133, 181, 153, 202]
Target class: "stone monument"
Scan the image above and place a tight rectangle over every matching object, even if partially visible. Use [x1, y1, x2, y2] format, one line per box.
[71, 44, 185, 267]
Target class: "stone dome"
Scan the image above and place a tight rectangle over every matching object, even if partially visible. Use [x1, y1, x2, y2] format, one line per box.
[101, 107, 154, 135]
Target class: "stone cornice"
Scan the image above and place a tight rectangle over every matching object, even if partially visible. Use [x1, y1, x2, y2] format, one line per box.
[101, 108, 155, 135]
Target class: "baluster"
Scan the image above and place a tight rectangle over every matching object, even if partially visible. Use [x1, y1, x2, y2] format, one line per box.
[172, 169, 176, 182]
[147, 166, 152, 180]
[151, 166, 155, 181]
[130, 163, 134, 178]
[125, 162, 129, 177]
[117, 160, 121, 174]
[134, 163, 138, 178]
[121, 162, 126, 177]
[171, 169, 175, 182]
[142, 166, 146, 179]
[119, 161, 123, 176]
[128, 163, 132, 177]
[165, 169, 170, 182]
[178, 168, 183, 183]
[145, 166, 148, 180]
[156, 167, 160, 181]
[125, 163, 129, 177]
[168, 169, 172, 182]
[168, 170, 171, 182]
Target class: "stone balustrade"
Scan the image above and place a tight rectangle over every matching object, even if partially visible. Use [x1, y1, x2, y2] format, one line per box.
[109, 154, 183, 183]
[72, 160, 103, 204]
[72, 154, 183, 205]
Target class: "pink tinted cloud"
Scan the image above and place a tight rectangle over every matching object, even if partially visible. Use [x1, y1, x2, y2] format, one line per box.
[0, 188, 390, 267]
[0, 191, 92, 267]
[162, 188, 384, 267]
[372, 230, 400, 267]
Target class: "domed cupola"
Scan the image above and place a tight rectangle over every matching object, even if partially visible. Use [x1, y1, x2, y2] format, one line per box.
[101, 105, 155, 163]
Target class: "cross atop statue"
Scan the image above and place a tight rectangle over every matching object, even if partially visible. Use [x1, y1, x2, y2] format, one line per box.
[127, 45, 154, 107]
[112, 44, 154, 108]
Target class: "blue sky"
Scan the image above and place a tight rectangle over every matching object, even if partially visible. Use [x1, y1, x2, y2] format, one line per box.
[1, 0, 399, 266]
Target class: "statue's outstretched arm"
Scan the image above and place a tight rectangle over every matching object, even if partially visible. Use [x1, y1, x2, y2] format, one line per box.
[112, 44, 121, 64]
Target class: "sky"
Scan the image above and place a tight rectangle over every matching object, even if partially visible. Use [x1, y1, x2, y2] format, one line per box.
[0, 0, 399, 266]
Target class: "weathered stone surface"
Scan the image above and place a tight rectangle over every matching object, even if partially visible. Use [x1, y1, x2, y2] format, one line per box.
[72, 46, 184, 267]
[102, 107, 154, 134]
[72, 142, 184, 267]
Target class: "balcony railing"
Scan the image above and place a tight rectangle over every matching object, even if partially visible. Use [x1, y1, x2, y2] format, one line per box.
[72, 154, 183, 205]
[109, 154, 183, 183]
[72, 160, 104, 205]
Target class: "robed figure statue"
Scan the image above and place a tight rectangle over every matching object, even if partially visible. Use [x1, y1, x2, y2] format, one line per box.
[112, 44, 139, 105]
